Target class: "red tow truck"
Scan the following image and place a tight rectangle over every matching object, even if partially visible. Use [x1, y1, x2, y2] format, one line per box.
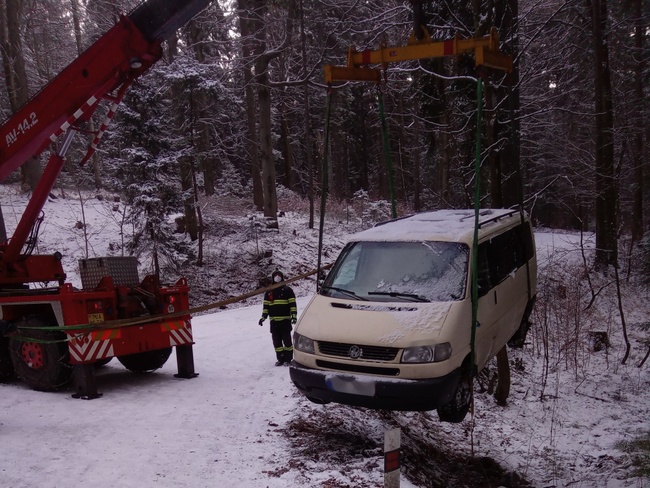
[0, 0, 213, 398]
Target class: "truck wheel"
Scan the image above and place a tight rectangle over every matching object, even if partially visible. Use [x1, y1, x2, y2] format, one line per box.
[436, 367, 472, 423]
[0, 336, 15, 382]
[117, 347, 172, 373]
[9, 319, 72, 391]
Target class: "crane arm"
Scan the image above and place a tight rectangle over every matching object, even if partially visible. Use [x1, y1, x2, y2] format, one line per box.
[0, 0, 213, 277]
[0, 0, 212, 182]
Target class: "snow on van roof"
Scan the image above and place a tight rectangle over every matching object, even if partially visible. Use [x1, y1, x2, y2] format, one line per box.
[348, 208, 519, 243]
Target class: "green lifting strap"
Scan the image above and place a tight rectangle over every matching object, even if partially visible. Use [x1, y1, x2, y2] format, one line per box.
[377, 88, 397, 219]
[316, 85, 334, 291]
[470, 77, 483, 377]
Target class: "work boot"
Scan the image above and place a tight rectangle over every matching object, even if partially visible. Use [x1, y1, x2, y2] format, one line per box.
[275, 360, 284, 367]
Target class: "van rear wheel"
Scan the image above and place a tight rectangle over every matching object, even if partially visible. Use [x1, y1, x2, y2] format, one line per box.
[437, 367, 472, 423]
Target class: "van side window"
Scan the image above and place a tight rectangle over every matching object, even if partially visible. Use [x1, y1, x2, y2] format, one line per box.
[490, 230, 518, 284]
[479, 222, 534, 292]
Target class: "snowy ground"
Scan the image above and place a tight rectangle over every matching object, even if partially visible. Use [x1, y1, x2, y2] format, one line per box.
[0, 185, 649, 487]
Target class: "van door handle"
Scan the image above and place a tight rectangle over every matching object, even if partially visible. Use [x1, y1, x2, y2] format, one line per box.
[493, 290, 497, 305]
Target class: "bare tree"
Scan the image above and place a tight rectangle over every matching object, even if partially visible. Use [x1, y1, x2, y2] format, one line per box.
[630, 0, 645, 243]
[0, 0, 41, 191]
[590, 0, 617, 269]
[238, 0, 264, 210]
[167, 34, 199, 242]
[188, 17, 216, 196]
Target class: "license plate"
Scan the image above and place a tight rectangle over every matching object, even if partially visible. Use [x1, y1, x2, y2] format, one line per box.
[326, 376, 376, 396]
[88, 313, 104, 324]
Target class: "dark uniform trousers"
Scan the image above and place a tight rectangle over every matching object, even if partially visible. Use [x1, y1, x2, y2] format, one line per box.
[271, 320, 293, 363]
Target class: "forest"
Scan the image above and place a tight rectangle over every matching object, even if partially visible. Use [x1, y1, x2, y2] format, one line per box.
[1, 3, 649, 484]
[0, 0, 648, 274]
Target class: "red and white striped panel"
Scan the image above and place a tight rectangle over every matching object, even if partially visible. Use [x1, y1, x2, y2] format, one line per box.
[166, 320, 193, 347]
[67, 333, 114, 363]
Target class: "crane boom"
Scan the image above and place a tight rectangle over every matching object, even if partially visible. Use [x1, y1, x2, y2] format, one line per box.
[0, 0, 212, 182]
[0, 0, 212, 271]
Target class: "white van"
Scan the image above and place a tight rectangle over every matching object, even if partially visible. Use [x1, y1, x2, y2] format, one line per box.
[289, 208, 536, 423]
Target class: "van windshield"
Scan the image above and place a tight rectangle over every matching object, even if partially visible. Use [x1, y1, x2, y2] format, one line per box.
[322, 241, 469, 302]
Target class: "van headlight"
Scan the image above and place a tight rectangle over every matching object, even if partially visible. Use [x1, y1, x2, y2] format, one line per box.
[402, 342, 452, 363]
[294, 332, 315, 354]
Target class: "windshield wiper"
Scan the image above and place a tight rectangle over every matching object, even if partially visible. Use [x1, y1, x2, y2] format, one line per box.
[367, 291, 429, 302]
[321, 285, 368, 301]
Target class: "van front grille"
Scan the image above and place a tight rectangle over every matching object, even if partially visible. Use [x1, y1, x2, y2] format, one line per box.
[316, 360, 400, 376]
[317, 341, 399, 361]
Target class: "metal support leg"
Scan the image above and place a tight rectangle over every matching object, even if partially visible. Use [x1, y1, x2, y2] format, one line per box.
[175, 344, 198, 379]
[71, 363, 103, 399]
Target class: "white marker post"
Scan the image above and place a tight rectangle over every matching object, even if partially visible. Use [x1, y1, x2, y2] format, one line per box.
[384, 428, 401, 488]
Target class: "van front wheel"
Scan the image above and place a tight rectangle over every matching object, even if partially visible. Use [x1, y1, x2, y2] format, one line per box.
[437, 368, 472, 423]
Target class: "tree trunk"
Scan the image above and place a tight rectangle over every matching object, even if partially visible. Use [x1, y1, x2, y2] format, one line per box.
[500, 0, 522, 209]
[1, 0, 41, 191]
[180, 156, 199, 241]
[590, 0, 617, 268]
[486, 84, 503, 207]
[70, 0, 102, 189]
[439, 72, 452, 205]
[189, 19, 215, 196]
[258, 70, 278, 220]
[168, 33, 198, 241]
[197, 97, 214, 196]
[280, 108, 296, 189]
[238, 0, 264, 210]
[299, 0, 314, 228]
[631, 0, 644, 242]
[413, 111, 421, 212]
[192, 166, 204, 266]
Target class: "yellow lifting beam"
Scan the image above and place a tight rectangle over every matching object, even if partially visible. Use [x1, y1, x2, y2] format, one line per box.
[324, 27, 512, 84]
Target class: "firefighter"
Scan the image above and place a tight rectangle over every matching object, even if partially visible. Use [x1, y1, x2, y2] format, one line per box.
[259, 270, 297, 366]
